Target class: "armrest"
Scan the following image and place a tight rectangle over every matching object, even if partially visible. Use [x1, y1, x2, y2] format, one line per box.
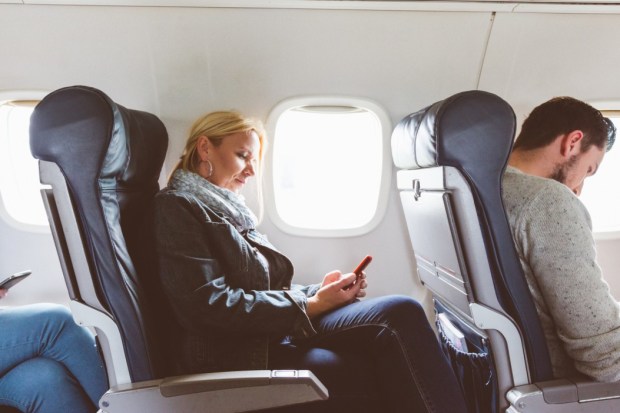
[507, 378, 620, 412]
[574, 377, 620, 402]
[100, 370, 328, 413]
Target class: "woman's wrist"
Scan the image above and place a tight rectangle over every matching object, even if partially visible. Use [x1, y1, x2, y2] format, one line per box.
[306, 296, 324, 319]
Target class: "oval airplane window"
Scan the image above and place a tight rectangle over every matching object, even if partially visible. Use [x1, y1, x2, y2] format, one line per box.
[0, 92, 49, 232]
[265, 97, 391, 237]
[580, 113, 620, 239]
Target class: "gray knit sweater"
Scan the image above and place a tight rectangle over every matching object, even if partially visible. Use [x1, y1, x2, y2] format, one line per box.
[502, 166, 620, 382]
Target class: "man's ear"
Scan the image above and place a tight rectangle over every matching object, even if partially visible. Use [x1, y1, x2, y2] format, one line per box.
[197, 135, 210, 161]
[559, 130, 584, 158]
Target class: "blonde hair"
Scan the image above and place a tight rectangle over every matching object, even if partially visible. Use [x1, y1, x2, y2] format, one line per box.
[172, 111, 268, 218]
[173, 110, 267, 176]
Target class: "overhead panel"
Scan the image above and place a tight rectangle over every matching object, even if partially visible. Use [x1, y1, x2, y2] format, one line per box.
[479, 12, 620, 113]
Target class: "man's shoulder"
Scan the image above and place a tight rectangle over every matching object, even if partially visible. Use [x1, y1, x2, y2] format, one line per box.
[503, 166, 568, 191]
[502, 166, 586, 223]
[503, 166, 575, 204]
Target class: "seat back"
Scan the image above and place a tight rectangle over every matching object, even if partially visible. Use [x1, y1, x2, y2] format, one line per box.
[391, 90, 553, 412]
[30, 85, 168, 384]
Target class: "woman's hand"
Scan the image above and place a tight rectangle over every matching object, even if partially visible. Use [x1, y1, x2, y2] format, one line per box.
[306, 270, 367, 319]
[0, 289, 7, 299]
[355, 273, 368, 299]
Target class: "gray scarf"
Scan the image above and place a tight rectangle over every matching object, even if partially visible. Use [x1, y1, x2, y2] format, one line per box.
[169, 169, 257, 232]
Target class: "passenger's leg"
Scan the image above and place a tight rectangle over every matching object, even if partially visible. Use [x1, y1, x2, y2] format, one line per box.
[0, 304, 107, 406]
[0, 357, 95, 413]
[267, 343, 381, 412]
[304, 295, 467, 413]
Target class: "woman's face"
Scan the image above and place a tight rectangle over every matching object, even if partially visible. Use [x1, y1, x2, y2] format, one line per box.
[198, 130, 260, 193]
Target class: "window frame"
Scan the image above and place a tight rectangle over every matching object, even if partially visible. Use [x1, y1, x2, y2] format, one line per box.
[580, 101, 620, 240]
[0, 90, 49, 233]
[265, 96, 392, 237]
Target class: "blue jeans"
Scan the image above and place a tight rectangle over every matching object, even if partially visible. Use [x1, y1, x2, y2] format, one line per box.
[0, 304, 108, 413]
[269, 295, 468, 413]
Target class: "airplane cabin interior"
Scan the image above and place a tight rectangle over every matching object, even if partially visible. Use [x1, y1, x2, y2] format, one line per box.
[2, 1, 620, 412]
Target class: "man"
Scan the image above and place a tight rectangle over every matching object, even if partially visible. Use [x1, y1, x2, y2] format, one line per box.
[502, 96, 618, 381]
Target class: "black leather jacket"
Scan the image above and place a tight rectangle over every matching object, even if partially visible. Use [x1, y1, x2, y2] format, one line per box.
[152, 188, 318, 374]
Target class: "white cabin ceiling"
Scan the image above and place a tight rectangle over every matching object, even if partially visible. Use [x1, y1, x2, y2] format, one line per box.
[3, 0, 620, 11]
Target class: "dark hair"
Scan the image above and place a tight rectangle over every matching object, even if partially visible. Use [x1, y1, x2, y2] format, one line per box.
[604, 117, 617, 152]
[514, 97, 616, 153]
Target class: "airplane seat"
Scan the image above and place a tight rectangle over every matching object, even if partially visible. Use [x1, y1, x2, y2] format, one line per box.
[391, 90, 620, 413]
[29, 85, 328, 413]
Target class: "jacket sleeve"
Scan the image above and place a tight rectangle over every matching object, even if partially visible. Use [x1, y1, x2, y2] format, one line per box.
[291, 283, 321, 297]
[152, 191, 316, 337]
[517, 183, 620, 382]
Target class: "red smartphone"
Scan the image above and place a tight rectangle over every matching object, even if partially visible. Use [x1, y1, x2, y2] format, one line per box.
[353, 255, 372, 277]
[344, 256, 372, 290]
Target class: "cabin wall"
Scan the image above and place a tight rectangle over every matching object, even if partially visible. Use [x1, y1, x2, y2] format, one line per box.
[1, 3, 620, 306]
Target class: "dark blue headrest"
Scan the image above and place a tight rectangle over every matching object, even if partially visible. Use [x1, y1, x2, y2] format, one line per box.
[391, 90, 515, 181]
[30, 85, 165, 190]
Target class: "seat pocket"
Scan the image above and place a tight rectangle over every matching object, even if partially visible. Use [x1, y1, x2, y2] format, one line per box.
[437, 312, 497, 413]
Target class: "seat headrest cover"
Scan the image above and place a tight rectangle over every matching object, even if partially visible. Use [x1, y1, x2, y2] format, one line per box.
[391, 90, 516, 172]
[30, 85, 167, 189]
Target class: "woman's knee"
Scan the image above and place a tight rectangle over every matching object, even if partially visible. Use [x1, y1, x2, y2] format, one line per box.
[34, 303, 74, 326]
[9, 303, 75, 334]
[2, 358, 77, 398]
[376, 295, 426, 323]
[22, 357, 71, 385]
[33, 304, 94, 344]
[1, 358, 93, 413]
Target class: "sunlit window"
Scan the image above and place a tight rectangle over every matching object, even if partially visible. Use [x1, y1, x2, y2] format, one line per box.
[580, 114, 620, 238]
[266, 98, 390, 237]
[0, 98, 48, 230]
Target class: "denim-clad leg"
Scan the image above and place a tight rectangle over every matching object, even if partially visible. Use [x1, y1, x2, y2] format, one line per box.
[0, 358, 94, 413]
[268, 343, 381, 413]
[0, 303, 108, 413]
[286, 295, 468, 413]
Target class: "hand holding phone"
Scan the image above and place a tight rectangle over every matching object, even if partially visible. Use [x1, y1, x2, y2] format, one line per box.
[353, 255, 372, 277]
[0, 270, 32, 290]
[344, 255, 372, 290]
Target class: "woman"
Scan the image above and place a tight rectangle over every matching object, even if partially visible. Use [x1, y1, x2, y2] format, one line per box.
[151, 111, 467, 412]
[0, 289, 107, 413]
